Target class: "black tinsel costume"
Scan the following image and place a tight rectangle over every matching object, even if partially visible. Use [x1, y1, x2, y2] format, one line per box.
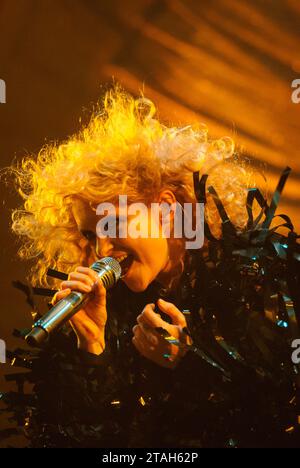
[1, 167, 300, 448]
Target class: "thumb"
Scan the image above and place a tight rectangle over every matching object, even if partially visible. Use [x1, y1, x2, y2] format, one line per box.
[93, 279, 107, 309]
[157, 298, 187, 327]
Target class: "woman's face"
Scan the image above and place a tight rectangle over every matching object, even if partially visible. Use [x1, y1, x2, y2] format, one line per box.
[72, 197, 174, 292]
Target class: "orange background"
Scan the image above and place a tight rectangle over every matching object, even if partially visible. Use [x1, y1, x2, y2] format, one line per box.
[0, 0, 299, 444]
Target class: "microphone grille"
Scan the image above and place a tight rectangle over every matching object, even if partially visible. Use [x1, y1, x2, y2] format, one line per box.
[91, 257, 122, 287]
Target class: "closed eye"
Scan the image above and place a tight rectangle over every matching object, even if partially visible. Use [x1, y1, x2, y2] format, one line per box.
[81, 230, 96, 242]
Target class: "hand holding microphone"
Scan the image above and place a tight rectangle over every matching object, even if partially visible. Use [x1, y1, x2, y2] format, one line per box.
[53, 266, 108, 355]
[25, 258, 121, 354]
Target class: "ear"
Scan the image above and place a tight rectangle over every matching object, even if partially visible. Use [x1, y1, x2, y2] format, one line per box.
[157, 190, 177, 225]
[158, 190, 177, 206]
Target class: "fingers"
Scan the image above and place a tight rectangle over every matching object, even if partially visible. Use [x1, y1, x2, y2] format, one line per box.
[132, 324, 159, 348]
[132, 301, 190, 368]
[75, 266, 98, 282]
[61, 280, 92, 293]
[132, 323, 178, 368]
[61, 267, 98, 293]
[137, 303, 165, 329]
[132, 324, 158, 358]
[75, 267, 107, 309]
[59, 267, 106, 300]
[132, 334, 148, 357]
[51, 288, 71, 305]
[157, 298, 187, 327]
[68, 271, 95, 288]
[55, 267, 107, 330]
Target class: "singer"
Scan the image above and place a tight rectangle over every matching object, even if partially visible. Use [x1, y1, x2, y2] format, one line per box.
[3, 87, 300, 448]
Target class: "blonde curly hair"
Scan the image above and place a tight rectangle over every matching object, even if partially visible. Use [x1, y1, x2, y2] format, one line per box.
[8, 86, 262, 286]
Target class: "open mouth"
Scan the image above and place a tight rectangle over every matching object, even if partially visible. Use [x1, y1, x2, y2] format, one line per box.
[113, 253, 135, 277]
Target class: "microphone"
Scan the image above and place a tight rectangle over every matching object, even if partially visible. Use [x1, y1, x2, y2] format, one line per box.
[25, 257, 122, 347]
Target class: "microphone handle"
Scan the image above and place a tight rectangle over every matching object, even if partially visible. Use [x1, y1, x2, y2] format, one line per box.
[25, 291, 87, 347]
[25, 257, 121, 347]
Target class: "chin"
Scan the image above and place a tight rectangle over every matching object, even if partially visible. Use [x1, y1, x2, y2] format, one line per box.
[123, 277, 149, 292]
[122, 268, 152, 292]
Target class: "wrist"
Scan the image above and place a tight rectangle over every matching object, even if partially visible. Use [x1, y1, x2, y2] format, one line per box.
[78, 342, 105, 355]
[77, 330, 105, 356]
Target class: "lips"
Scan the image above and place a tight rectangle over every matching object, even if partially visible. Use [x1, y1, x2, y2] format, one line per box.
[111, 252, 135, 277]
[120, 255, 135, 277]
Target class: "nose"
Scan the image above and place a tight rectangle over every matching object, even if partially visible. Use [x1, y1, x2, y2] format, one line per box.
[96, 236, 114, 258]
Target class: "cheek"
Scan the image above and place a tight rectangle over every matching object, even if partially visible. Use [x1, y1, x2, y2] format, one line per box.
[124, 239, 169, 291]
[138, 240, 169, 287]
[142, 238, 168, 266]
